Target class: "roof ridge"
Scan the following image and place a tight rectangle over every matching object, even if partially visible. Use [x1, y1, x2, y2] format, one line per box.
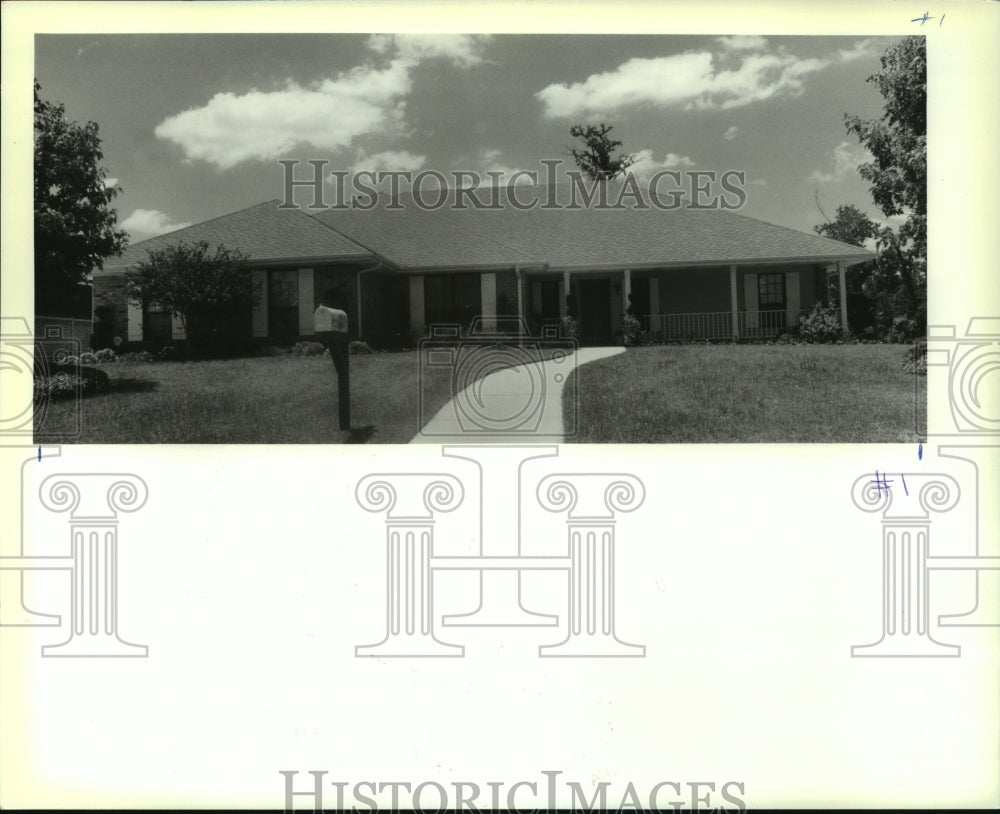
[307, 212, 396, 267]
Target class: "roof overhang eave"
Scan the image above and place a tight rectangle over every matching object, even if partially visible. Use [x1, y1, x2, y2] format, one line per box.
[99, 252, 387, 275]
[394, 260, 544, 274]
[542, 253, 875, 273]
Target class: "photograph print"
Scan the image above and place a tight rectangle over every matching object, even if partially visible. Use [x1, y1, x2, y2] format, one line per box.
[31, 33, 926, 444]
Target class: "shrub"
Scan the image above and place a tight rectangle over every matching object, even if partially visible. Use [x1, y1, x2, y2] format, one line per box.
[35, 365, 110, 400]
[34, 372, 82, 401]
[256, 344, 290, 357]
[887, 315, 920, 344]
[118, 350, 155, 363]
[901, 343, 927, 376]
[94, 347, 117, 363]
[797, 303, 846, 344]
[157, 345, 176, 361]
[561, 315, 579, 340]
[80, 351, 98, 364]
[291, 341, 327, 357]
[621, 314, 647, 347]
[350, 340, 374, 354]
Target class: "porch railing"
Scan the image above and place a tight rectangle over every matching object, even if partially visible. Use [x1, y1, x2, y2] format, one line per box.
[641, 310, 812, 341]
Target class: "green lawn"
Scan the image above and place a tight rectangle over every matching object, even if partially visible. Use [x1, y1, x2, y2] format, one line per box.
[37, 352, 454, 443]
[37, 343, 921, 444]
[564, 344, 921, 443]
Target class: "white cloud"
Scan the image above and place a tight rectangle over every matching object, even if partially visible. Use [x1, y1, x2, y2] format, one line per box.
[837, 39, 877, 63]
[474, 148, 524, 184]
[723, 125, 739, 141]
[351, 150, 427, 175]
[155, 62, 413, 170]
[536, 38, 877, 118]
[103, 176, 119, 188]
[628, 148, 695, 179]
[365, 34, 491, 68]
[121, 209, 192, 239]
[716, 35, 768, 52]
[808, 140, 872, 183]
[155, 35, 489, 170]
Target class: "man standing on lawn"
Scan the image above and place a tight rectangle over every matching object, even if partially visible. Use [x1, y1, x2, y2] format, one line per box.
[314, 292, 350, 431]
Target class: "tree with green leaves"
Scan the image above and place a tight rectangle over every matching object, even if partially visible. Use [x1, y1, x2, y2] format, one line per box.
[34, 81, 128, 314]
[568, 124, 636, 180]
[842, 36, 926, 339]
[815, 204, 880, 332]
[814, 203, 878, 248]
[125, 241, 258, 356]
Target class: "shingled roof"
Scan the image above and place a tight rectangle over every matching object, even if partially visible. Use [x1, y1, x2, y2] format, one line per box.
[312, 184, 875, 271]
[106, 188, 874, 275]
[105, 199, 371, 271]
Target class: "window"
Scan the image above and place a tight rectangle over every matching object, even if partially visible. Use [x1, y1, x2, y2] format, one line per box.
[758, 273, 786, 310]
[268, 270, 299, 338]
[144, 301, 172, 342]
[424, 274, 481, 330]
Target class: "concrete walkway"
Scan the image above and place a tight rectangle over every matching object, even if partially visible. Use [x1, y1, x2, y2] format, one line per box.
[411, 346, 624, 444]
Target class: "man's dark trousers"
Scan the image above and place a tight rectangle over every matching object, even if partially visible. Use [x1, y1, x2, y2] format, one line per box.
[318, 330, 350, 430]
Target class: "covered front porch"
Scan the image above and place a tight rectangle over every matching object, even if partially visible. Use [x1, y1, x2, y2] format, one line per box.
[523, 262, 851, 344]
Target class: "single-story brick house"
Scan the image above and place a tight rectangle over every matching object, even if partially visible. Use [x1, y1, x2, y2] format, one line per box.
[94, 187, 874, 348]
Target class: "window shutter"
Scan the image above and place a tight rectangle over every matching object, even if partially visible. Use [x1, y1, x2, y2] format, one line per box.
[480, 272, 497, 332]
[251, 269, 268, 337]
[127, 299, 143, 342]
[409, 276, 425, 333]
[744, 272, 758, 332]
[298, 268, 314, 335]
[785, 271, 800, 326]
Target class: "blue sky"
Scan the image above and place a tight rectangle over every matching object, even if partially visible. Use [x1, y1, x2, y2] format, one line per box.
[35, 33, 905, 243]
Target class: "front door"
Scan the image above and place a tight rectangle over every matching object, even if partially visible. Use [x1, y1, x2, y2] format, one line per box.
[757, 272, 787, 336]
[268, 269, 300, 339]
[577, 278, 612, 345]
[629, 277, 651, 319]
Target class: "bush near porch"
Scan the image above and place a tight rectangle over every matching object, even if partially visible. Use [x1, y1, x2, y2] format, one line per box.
[565, 343, 920, 443]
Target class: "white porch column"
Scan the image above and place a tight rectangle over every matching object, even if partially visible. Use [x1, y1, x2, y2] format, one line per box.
[480, 271, 497, 331]
[623, 268, 632, 313]
[126, 299, 143, 342]
[251, 269, 268, 338]
[838, 261, 849, 333]
[729, 265, 739, 340]
[297, 268, 315, 335]
[409, 275, 425, 335]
